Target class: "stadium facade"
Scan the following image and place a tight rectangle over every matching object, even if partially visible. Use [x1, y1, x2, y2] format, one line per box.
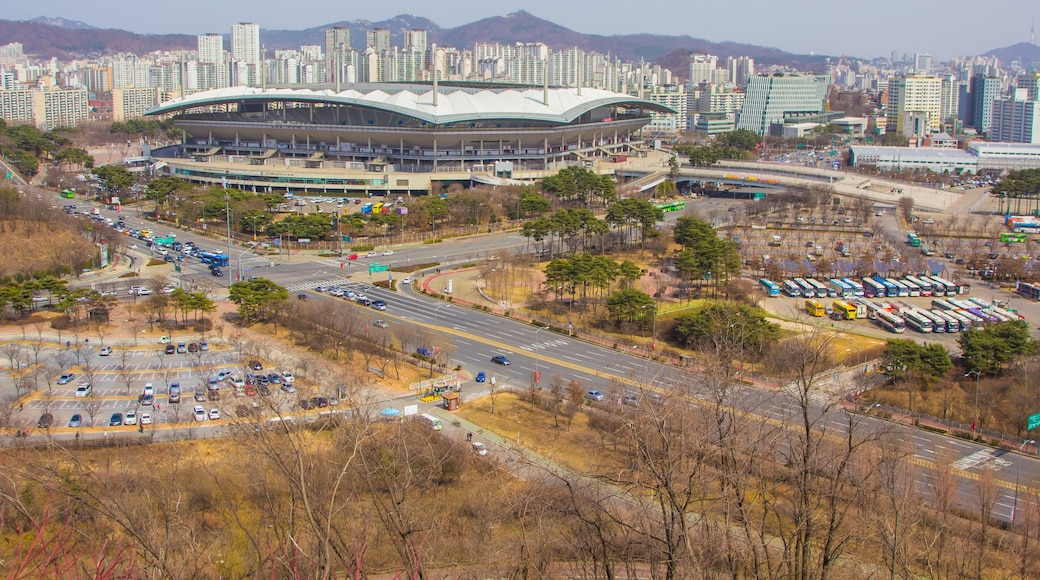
[146, 83, 673, 195]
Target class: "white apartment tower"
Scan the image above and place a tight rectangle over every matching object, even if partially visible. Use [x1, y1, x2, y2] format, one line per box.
[366, 28, 391, 54]
[991, 98, 1040, 143]
[886, 75, 942, 135]
[689, 53, 717, 85]
[198, 34, 223, 64]
[404, 29, 427, 53]
[325, 26, 352, 84]
[231, 23, 260, 65]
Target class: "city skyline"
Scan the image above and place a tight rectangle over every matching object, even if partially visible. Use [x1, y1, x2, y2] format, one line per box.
[6, 0, 1037, 61]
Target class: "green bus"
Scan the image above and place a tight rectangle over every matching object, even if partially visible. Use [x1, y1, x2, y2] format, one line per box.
[1000, 232, 1028, 243]
[655, 201, 686, 212]
[60, 189, 75, 199]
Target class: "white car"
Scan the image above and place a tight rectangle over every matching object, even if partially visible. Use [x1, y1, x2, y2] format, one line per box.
[382, 250, 394, 256]
[229, 376, 245, 389]
[472, 441, 488, 456]
[140, 412, 152, 425]
[75, 384, 92, 397]
[124, 411, 138, 425]
[401, 276, 413, 285]
[143, 383, 155, 396]
[193, 405, 207, 422]
[98, 346, 113, 356]
[209, 408, 221, 420]
[281, 372, 295, 385]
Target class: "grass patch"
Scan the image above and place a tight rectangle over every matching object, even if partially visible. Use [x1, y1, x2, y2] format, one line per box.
[146, 258, 166, 266]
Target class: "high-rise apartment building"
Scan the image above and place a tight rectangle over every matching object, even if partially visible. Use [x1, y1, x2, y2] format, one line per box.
[366, 28, 391, 54]
[726, 56, 754, 86]
[404, 29, 427, 53]
[886, 75, 942, 135]
[325, 26, 352, 84]
[0, 89, 34, 124]
[32, 88, 89, 130]
[970, 74, 1001, 134]
[231, 23, 260, 65]
[991, 97, 1040, 143]
[112, 87, 162, 121]
[939, 76, 960, 124]
[914, 53, 933, 73]
[1017, 72, 1040, 100]
[736, 73, 829, 135]
[197, 34, 223, 64]
[688, 53, 717, 85]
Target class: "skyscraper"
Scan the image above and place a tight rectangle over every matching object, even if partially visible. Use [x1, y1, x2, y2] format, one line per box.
[404, 29, 427, 53]
[688, 54, 717, 85]
[991, 97, 1040, 143]
[197, 34, 223, 64]
[325, 26, 351, 84]
[231, 23, 260, 65]
[366, 28, 391, 54]
[970, 74, 1001, 134]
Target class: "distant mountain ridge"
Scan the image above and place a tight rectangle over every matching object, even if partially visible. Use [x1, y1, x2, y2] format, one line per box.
[2, 11, 1022, 76]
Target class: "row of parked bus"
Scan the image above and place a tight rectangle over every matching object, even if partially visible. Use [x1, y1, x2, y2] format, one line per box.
[760, 275, 969, 301]
[800, 293, 1022, 335]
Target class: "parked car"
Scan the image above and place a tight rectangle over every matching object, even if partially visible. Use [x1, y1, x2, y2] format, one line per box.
[585, 390, 605, 402]
[169, 383, 181, 403]
[373, 319, 389, 328]
[99, 346, 113, 356]
[193, 406, 207, 422]
[188, 342, 200, 353]
[57, 373, 76, 385]
[491, 355, 511, 366]
[472, 441, 488, 456]
[124, 411, 138, 426]
[68, 413, 82, 428]
[281, 383, 296, 394]
[194, 390, 207, 403]
[622, 394, 640, 406]
[37, 413, 54, 429]
[176, 342, 187, 354]
[75, 384, 92, 397]
[109, 413, 124, 426]
[281, 372, 295, 385]
[416, 347, 432, 358]
[199, 341, 209, 351]
[165, 344, 176, 355]
[140, 412, 152, 425]
[371, 299, 387, 311]
[209, 409, 221, 420]
[248, 360, 264, 371]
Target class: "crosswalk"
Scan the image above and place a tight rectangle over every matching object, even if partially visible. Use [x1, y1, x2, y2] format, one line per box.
[286, 278, 373, 294]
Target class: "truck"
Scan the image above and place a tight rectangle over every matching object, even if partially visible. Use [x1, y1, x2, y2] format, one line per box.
[769, 235, 783, 247]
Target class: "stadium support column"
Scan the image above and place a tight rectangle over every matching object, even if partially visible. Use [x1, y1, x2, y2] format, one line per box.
[433, 139, 438, 172]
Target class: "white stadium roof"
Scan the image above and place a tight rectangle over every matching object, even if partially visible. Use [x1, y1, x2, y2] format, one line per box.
[147, 84, 674, 125]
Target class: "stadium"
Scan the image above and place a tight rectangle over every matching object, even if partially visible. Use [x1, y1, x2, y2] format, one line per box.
[146, 83, 673, 196]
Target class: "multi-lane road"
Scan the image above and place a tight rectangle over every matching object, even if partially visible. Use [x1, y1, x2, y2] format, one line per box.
[14, 184, 1040, 525]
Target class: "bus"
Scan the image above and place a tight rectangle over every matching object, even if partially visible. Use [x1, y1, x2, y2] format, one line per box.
[875, 277, 900, 297]
[889, 279, 910, 297]
[1016, 281, 1040, 301]
[807, 278, 832, 297]
[794, 278, 815, 298]
[1001, 232, 1029, 243]
[927, 276, 958, 297]
[759, 279, 781, 297]
[200, 252, 230, 267]
[901, 278, 921, 297]
[907, 233, 921, 247]
[830, 278, 853, 298]
[805, 299, 826, 317]
[655, 201, 686, 212]
[842, 278, 865, 297]
[372, 202, 384, 214]
[782, 280, 802, 297]
[905, 276, 933, 297]
[902, 309, 934, 333]
[948, 310, 974, 330]
[420, 413, 443, 431]
[875, 310, 906, 334]
[918, 309, 946, 333]
[931, 309, 960, 332]
[832, 300, 858, 320]
[60, 189, 76, 198]
[931, 298, 956, 311]
[862, 277, 885, 298]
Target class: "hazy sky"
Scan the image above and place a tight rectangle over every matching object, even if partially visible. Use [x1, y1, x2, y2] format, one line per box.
[9, 0, 1037, 60]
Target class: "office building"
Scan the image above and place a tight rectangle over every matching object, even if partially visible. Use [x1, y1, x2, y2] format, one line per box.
[886, 75, 942, 135]
[736, 73, 830, 135]
[914, 53, 933, 73]
[231, 23, 260, 65]
[991, 97, 1040, 143]
[970, 74, 1001, 134]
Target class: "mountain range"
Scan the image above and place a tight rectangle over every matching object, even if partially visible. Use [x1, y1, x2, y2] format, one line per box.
[1, 12, 1034, 78]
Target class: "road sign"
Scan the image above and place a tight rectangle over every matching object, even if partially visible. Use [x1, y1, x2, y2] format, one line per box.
[369, 263, 388, 273]
[1029, 412, 1040, 432]
[174, 264, 181, 273]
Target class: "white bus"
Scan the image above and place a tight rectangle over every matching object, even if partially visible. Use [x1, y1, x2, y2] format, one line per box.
[420, 413, 443, 430]
[901, 278, 921, 297]
[889, 279, 910, 297]
[903, 309, 934, 333]
[782, 280, 802, 297]
[794, 278, 816, 298]
[905, 276, 933, 297]
[807, 278, 832, 297]
[917, 309, 946, 333]
[842, 278, 865, 297]
[930, 310, 960, 332]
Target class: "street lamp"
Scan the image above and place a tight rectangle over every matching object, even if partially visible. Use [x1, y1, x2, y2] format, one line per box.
[965, 370, 982, 436]
[244, 215, 263, 241]
[640, 303, 658, 352]
[1013, 439, 1035, 528]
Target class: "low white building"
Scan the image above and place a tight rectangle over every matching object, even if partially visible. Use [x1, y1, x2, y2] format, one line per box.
[849, 146, 978, 174]
[967, 142, 1040, 171]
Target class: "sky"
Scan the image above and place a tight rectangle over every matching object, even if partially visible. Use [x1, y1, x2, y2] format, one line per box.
[8, 0, 1037, 60]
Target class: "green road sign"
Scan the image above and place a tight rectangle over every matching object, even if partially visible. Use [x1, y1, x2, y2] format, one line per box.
[1029, 412, 1040, 432]
[341, 236, 351, 242]
[368, 263, 388, 273]
[155, 236, 175, 245]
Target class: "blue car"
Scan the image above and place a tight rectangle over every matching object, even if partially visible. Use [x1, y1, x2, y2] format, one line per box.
[475, 371, 486, 383]
[491, 355, 510, 366]
[417, 347, 432, 357]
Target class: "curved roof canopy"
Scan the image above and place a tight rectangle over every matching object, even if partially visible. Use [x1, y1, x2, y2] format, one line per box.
[147, 84, 676, 125]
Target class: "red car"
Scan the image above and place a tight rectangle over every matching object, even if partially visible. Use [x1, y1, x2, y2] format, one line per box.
[347, 253, 359, 260]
